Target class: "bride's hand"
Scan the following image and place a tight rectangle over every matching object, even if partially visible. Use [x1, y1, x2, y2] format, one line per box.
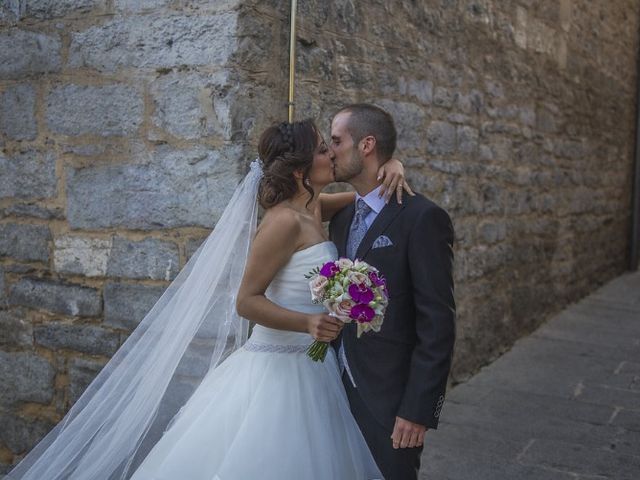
[377, 158, 415, 204]
[306, 313, 344, 342]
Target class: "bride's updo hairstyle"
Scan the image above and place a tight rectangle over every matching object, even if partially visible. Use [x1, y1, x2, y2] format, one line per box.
[257, 119, 319, 209]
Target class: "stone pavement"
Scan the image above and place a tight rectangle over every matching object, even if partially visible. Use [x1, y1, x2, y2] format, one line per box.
[420, 271, 640, 480]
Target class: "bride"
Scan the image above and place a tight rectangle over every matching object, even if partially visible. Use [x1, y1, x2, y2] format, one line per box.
[6, 119, 410, 479]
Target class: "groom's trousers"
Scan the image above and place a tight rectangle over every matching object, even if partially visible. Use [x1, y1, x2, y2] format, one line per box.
[342, 371, 423, 480]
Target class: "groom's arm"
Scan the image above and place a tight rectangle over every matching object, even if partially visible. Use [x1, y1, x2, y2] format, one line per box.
[396, 204, 456, 430]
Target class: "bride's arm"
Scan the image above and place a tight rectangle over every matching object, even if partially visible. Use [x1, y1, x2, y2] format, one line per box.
[235, 210, 342, 342]
[319, 158, 415, 221]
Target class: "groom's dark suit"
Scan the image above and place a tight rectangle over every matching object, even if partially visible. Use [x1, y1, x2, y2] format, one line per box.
[330, 191, 455, 480]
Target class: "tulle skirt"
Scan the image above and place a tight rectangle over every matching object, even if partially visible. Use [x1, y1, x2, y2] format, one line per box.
[129, 338, 383, 480]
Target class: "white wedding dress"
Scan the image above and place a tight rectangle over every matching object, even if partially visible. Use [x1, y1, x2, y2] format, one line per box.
[129, 241, 383, 480]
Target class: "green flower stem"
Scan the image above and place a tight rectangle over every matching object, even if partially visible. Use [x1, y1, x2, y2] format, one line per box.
[307, 341, 329, 362]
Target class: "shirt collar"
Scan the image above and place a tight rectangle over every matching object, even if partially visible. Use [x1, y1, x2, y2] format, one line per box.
[355, 185, 385, 214]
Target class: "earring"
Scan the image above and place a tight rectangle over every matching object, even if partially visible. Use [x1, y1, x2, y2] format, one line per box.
[305, 178, 311, 186]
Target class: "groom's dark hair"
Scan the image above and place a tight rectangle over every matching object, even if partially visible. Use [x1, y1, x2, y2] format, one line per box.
[338, 103, 397, 162]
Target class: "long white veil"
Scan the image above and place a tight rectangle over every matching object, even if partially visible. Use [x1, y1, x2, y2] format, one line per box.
[6, 160, 263, 480]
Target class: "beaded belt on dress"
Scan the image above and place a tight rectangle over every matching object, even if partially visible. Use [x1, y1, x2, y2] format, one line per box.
[243, 339, 311, 353]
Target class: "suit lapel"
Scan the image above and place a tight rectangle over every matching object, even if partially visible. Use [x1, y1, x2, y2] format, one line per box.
[335, 203, 355, 258]
[355, 197, 405, 260]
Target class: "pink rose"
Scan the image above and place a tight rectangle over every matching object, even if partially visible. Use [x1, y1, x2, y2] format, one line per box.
[347, 271, 369, 286]
[331, 298, 355, 322]
[309, 275, 328, 301]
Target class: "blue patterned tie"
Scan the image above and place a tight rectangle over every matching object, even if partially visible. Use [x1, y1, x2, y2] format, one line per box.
[346, 198, 372, 260]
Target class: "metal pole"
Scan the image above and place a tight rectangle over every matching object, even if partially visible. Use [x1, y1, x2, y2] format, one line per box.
[288, 0, 298, 123]
[632, 35, 640, 270]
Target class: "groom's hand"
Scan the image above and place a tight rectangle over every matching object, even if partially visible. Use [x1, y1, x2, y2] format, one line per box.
[391, 416, 427, 449]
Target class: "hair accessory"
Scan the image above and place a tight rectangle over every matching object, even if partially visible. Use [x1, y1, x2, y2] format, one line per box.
[278, 122, 295, 152]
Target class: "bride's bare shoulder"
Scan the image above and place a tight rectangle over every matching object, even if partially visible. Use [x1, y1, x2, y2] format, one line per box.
[255, 205, 301, 244]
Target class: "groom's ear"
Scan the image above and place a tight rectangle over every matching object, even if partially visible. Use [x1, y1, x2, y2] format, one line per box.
[360, 135, 377, 157]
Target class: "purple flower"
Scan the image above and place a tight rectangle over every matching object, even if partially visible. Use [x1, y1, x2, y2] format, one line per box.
[348, 283, 374, 304]
[368, 271, 386, 287]
[320, 261, 339, 277]
[350, 304, 375, 323]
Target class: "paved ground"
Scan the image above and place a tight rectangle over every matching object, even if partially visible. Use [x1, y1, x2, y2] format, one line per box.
[420, 271, 640, 480]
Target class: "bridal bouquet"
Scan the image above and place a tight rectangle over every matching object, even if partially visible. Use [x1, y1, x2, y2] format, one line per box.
[304, 258, 388, 362]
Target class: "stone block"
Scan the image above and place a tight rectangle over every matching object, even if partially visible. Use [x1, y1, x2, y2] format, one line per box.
[104, 282, 166, 330]
[0, 265, 5, 307]
[69, 13, 237, 72]
[0, 223, 50, 262]
[398, 77, 433, 105]
[375, 99, 426, 150]
[9, 278, 102, 317]
[65, 145, 242, 230]
[433, 87, 453, 108]
[0, 150, 57, 200]
[150, 71, 232, 140]
[0, 413, 54, 454]
[0, 84, 37, 140]
[0, 308, 33, 346]
[0, 29, 61, 79]
[113, 0, 172, 12]
[186, 237, 206, 261]
[46, 84, 143, 137]
[456, 125, 478, 154]
[106, 236, 179, 281]
[67, 357, 106, 405]
[53, 235, 112, 277]
[0, 351, 55, 407]
[34, 322, 118, 355]
[23, 0, 102, 19]
[427, 121, 456, 155]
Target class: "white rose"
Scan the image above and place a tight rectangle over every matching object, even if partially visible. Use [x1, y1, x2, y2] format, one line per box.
[336, 258, 354, 270]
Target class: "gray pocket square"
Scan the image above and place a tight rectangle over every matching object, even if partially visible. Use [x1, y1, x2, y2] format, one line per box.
[372, 235, 393, 249]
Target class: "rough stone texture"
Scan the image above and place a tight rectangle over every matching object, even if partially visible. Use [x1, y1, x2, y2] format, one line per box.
[0, 351, 55, 407]
[150, 71, 234, 140]
[106, 236, 179, 281]
[0, 29, 61, 78]
[0, 309, 33, 346]
[8, 278, 101, 317]
[23, 0, 104, 19]
[0, 150, 57, 199]
[53, 235, 112, 277]
[103, 282, 166, 330]
[0, 223, 51, 263]
[67, 357, 107, 406]
[69, 13, 238, 72]
[0, 413, 54, 455]
[34, 323, 119, 355]
[66, 146, 242, 230]
[46, 84, 143, 137]
[0, 84, 37, 140]
[0, 265, 6, 307]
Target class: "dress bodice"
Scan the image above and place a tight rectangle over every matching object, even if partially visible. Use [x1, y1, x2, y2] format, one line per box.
[248, 241, 338, 347]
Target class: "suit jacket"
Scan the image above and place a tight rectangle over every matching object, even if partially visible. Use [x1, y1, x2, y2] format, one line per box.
[329, 191, 455, 431]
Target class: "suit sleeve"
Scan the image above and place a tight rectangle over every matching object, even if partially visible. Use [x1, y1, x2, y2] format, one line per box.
[396, 205, 456, 429]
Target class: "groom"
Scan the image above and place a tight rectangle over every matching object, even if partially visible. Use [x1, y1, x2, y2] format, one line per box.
[329, 103, 456, 480]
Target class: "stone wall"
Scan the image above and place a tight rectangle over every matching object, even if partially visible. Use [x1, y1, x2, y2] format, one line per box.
[0, 0, 638, 473]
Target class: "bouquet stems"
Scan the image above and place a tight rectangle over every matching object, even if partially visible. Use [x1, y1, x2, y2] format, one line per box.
[307, 340, 329, 362]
